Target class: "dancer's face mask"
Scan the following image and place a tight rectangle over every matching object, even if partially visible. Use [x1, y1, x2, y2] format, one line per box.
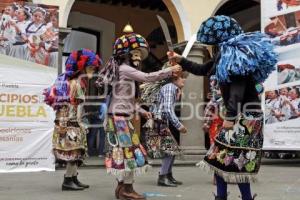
[130, 49, 142, 68]
[86, 66, 95, 79]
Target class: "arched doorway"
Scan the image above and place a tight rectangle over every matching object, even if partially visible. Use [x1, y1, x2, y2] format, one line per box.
[64, 0, 189, 69]
[62, 0, 192, 156]
[67, 0, 190, 60]
[213, 0, 261, 31]
[60, 0, 190, 41]
[204, 0, 261, 106]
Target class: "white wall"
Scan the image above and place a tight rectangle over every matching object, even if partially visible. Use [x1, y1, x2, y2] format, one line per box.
[67, 12, 115, 63]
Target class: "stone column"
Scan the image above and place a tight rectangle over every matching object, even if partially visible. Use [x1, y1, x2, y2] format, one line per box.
[174, 41, 210, 154]
[58, 27, 71, 75]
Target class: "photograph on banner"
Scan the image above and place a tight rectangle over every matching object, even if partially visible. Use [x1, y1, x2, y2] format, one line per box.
[0, 2, 58, 68]
[277, 0, 300, 11]
[261, 0, 300, 150]
[263, 10, 300, 52]
[277, 58, 300, 84]
[263, 0, 300, 20]
[265, 85, 300, 124]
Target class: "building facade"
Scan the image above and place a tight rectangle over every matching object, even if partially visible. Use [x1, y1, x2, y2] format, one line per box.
[9, 0, 261, 152]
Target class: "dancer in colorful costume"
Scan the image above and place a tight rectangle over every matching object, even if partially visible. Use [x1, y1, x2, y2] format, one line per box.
[203, 75, 224, 148]
[168, 15, 277, 200]
[141, 63, 188, 187]
[96, 32, 181, 200]
[44, 49, 102, 191]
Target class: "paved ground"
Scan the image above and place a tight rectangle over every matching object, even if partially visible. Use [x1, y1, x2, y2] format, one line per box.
[0, 160, 300, 200]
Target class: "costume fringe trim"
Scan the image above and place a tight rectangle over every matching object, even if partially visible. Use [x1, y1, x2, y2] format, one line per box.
[196, 160, 257, 183]
[150, 151, 184, 160]
[164, 149, 182, 157]
[216, 32, 277, 83]
[107, 164, 152, 177]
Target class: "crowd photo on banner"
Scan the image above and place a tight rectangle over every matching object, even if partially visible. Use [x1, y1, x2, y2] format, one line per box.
[0, 2, 58, 67]
[262, 1, 300, 123]
[261, 0, 300, 157]
[265, 85, 300, 124]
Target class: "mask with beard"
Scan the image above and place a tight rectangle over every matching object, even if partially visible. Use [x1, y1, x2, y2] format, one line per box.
[130, 49, 142, 68]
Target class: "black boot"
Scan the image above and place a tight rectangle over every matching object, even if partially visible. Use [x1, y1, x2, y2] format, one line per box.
[62, 176, 84, 191]
[215, 197, 227, 200]
[239, 194, 257, 200]
[72, 173, 89, 189]
[214, 193, 227, 200]
[157, 174, 177, 187]
[167, 173, 183, 185]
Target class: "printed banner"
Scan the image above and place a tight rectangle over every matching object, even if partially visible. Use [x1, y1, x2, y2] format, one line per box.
[261, 0, 300, 150]
[0, 54, 56, 172]
[0, 2, 59, 68]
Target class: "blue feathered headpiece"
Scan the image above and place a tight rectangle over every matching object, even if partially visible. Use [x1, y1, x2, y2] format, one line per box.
[197, 15, 243, 45]
[216, 32, 278, 83]
[197, 15, 277, 83]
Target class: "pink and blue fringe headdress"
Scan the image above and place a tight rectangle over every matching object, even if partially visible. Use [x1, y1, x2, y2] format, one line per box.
[197, 15, 278, 83]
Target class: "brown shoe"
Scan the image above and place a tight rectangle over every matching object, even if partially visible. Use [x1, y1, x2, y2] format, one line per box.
[115, 181, 123, 199]
[128, 184, 146, 200]
[119, 184, 146, 200]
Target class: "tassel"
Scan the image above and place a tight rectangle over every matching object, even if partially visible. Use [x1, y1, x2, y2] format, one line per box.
[107, 164, 152, 177]
[216, 32, 278, 83]
[197, 160, 258, 183]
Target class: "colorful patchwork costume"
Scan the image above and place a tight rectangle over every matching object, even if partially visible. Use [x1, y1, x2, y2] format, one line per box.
[44, 49, 102, 191]
[175, 15, 277, 200]
[196, 15, 277, 183]
[203, 76, 224, 146]
[96, 32, 174, 200]
[141, 63, 181, 159]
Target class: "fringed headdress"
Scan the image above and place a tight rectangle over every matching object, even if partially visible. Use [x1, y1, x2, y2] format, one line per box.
[43, 49, 102, 110]
[197, 15, 278, 83]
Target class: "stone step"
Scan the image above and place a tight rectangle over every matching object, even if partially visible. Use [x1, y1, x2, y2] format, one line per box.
[56, 156, 300, 170]
[180, 146, 208, 155]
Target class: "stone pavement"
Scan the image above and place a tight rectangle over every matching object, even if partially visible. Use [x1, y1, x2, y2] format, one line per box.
[0, 159, 300, 200]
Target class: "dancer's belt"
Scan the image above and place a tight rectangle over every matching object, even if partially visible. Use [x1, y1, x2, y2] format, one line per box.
[48, 48, 58, 53]
[108, 113, 130, 117]
[13, 42, 26, 45]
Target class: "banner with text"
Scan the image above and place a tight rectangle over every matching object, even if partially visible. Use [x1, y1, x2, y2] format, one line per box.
[261, 0, 300, 150]
[0, 54, 56, 172]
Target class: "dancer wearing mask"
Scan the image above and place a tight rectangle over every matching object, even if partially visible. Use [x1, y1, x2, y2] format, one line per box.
[168, 15, 277, 200]
[44, 49, 102, 191]
[141, 63, 188, 187]
[96, 32, 181, 200]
